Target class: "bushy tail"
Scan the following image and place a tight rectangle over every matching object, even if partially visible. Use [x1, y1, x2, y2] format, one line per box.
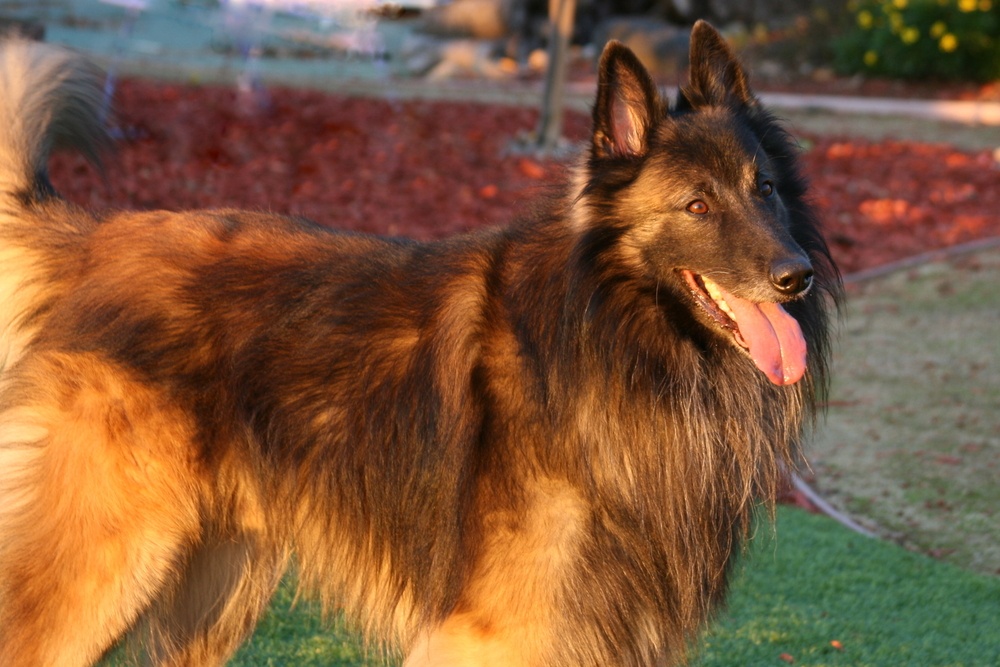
[0, 38, 109, 203]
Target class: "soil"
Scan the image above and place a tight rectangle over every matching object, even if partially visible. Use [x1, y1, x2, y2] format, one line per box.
[47, 78, 1000, 574]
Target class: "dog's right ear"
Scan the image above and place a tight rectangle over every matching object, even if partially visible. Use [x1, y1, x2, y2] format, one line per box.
[591, 41, 660, 160]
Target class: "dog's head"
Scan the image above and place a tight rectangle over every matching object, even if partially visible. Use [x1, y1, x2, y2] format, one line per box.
[573, 21, 835, 387]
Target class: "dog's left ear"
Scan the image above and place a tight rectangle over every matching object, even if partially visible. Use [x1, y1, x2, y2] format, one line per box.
[679, 20, 757, 111]
[591, 41, 660, 160]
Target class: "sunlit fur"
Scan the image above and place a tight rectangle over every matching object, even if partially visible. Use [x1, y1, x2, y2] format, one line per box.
[0, 22, 839, 667]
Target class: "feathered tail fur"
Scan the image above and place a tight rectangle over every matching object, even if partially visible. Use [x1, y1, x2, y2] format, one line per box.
[0, 38, 108, 203]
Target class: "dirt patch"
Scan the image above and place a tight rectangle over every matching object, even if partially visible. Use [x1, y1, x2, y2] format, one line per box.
[806, 245, 1000, 576]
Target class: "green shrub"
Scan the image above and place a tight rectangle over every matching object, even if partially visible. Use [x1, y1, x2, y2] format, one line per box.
[834, 0, 1000, 82]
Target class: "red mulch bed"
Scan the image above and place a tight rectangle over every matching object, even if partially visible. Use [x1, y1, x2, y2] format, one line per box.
[50, 79, 1000, 276]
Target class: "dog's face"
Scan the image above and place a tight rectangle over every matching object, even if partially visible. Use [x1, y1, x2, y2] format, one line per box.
[579, 22, 816, 386]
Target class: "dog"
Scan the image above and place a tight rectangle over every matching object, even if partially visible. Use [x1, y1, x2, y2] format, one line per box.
[0, 20, 839, 667]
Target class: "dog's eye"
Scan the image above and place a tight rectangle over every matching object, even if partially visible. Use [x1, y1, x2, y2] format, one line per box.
[686, 200, 709, 215]
[760, 180, 775, 197]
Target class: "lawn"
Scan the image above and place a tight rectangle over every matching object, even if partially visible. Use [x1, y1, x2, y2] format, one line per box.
[103, 506, 1000, 666]
[693, 507, 1000, 666]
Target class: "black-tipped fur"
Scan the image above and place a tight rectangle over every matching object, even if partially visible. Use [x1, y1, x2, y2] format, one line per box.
[0, 22, 839, 667]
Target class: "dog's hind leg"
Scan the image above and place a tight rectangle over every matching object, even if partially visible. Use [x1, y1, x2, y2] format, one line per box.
[0, 352, 203, 666]
[137, 529, 289, 667]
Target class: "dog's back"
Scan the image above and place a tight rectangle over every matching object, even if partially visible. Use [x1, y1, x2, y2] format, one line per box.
[0, 25, 838, 667]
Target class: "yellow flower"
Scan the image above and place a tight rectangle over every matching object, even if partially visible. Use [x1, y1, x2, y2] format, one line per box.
[939, 33, 959, 52]
[893, 0, 908, 7]
[901, 27, 920, 44]
[889, 11, 904, 32]
[857, 9, 874, 29]
[930, 21, 947, 38]
[864, 50, 879, 67]
[958, 0, 977, 11]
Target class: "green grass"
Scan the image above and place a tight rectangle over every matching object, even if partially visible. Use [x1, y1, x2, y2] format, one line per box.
[105, 507, 1000, 666]
[693, 507, 1000, 666]
[229, 586, 385, 667]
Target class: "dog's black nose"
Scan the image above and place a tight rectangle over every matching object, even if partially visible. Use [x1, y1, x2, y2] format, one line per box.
[770, 259, 814, 296]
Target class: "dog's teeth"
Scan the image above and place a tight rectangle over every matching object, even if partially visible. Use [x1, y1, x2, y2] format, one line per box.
[701, 277, 735, 320]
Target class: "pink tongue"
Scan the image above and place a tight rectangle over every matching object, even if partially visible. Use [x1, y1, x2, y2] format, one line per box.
[721, 289, 808, 386]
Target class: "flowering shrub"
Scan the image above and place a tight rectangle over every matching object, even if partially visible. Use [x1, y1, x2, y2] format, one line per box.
[834, 0, 1000, 81]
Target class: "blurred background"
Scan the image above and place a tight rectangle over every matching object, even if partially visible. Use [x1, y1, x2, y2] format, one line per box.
[0, 0, 997, 95]
[2, 3, 999, 665]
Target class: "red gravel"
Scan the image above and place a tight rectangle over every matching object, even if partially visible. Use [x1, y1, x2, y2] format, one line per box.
[49, 79, 1000, 275]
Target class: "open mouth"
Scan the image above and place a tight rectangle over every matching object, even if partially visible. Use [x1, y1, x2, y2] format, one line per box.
[680, 271, 746, 346]
[679, 270, 808, 386]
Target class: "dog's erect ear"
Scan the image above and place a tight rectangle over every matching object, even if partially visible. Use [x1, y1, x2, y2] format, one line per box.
[679, 20, 756, 111]
[592, 41, 660, 160]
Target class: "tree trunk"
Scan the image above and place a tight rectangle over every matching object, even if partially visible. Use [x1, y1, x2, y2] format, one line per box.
[534, 0, 576, 153]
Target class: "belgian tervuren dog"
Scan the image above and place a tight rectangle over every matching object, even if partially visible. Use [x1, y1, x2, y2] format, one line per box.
[0, 20, 838, 666]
